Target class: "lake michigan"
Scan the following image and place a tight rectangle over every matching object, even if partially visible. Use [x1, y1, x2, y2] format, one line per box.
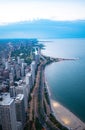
[42, 38, 85, 122]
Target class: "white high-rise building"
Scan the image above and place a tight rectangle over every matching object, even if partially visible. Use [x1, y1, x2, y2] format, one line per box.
[15, 94, 26, 129]
[38, 47, 41, 55]
[31, 61, 36, 85]
[25, 72, 33, 98]
[35, 53, 40, 65]
[16, 69, 21, 80]
[5, 61, 10, 70]
[20, 58, 24, 64]
[10, 66, 15, 78]
[21, 63, 25, 77]
[26, 72, 33, 88]
[15, 85, 28, 112]
[17, 57, 21, 64]
[0, 93, 17, 130]
[15, 64, 21, 80]
[9, 72, 14, 85]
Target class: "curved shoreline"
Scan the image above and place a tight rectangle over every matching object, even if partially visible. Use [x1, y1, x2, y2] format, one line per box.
[51, 99, 85, 130]
[44, 62, 85, 130]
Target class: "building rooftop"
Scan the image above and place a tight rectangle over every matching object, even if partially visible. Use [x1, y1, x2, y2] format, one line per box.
[15, 94, 24, 102]
[31, 61, 35, 65]
[0, 93, 14, 106]
[26, 72, 32, 77]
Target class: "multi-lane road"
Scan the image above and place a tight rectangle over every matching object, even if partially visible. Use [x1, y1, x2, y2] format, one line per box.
[28, 59, 63, 130]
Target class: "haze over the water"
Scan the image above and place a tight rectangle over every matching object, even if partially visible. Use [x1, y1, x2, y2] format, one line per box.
[0, 0, 85, 25]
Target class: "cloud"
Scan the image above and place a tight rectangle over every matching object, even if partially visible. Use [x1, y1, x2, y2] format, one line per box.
[0, 0, 85, 24]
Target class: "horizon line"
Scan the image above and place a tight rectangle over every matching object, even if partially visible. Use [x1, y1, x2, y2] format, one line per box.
[0, 18, 85, 26]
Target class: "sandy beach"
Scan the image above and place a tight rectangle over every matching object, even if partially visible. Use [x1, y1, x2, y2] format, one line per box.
[51, 99, 85, 130]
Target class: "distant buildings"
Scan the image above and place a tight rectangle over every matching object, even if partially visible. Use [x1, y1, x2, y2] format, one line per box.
[0, 40, 40, 130]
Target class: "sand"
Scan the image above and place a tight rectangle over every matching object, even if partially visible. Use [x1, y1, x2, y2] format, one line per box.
[51, 99, 85, 130]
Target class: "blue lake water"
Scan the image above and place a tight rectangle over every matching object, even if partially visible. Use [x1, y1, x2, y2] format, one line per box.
[43, 39, 85, 122]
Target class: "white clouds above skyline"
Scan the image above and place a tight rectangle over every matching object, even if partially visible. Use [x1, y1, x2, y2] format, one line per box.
[0, 0, 85, 25]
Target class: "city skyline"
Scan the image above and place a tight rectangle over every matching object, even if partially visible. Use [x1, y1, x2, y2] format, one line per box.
[0, 0, 85, 25]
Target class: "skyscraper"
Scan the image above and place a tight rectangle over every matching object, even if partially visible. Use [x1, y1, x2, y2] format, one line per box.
[15, 94, 26, 129]
[26, 72, 33, 88]
[9, 86, 16, 98]
[17, 56, 21, 64]
[31, 61, 36, 85]
[15, 85, 28, 112]
[5, 61, 10, 70]
[0, 93, 17, 130]
[9, 72, 14, 85]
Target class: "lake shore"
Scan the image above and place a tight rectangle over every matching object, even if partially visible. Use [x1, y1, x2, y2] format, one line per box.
[44, 59, 85, 130]
[51, 99, 85, 130]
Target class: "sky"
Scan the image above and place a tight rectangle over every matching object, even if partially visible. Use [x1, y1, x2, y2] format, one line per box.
[0, 0, 85, 25]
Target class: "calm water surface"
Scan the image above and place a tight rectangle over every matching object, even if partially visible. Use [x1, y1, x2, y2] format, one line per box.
[43, 39, 85, 122]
